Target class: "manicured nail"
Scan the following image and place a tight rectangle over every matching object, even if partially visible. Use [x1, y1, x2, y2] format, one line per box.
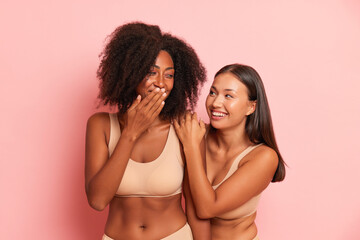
[162, 92, 167, 97]
[161, 88, 165, 92]
[161, 101, 165, 105]
[155, 88, 160, 92]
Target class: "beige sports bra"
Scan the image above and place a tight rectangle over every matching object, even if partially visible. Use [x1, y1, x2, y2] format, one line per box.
[108, 113, 184, 197]
[211, 144, 262, 220]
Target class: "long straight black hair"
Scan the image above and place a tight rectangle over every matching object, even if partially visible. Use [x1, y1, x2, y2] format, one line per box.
[215, 64, 285, 182]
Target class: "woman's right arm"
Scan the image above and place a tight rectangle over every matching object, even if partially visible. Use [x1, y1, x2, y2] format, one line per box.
[85, 89, 167, 211]
[85, 112, 136, 211]
[175, 112, 278, 219]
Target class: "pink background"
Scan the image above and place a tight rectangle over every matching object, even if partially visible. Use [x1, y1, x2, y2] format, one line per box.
[1, 0, 360, 239]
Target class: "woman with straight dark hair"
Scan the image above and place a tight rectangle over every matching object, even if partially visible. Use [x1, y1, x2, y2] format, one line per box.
[174, 64, 285, 239]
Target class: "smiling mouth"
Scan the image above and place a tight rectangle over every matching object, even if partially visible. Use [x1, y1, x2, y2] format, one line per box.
[211, 110, 228, 119]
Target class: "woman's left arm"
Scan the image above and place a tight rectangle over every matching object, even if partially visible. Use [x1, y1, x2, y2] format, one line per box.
[178, 113, 210, 239]
[183, 167, 211, 240]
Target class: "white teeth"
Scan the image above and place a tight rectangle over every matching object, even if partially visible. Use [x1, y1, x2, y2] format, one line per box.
[212, 111, 226, 117]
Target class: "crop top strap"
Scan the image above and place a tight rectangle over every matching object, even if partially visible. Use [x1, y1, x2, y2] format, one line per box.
[227, 144, 263, 178]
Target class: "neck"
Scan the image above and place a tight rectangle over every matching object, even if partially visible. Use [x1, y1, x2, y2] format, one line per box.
[211, 122, 251, 152]
[148, 116, 170, 127]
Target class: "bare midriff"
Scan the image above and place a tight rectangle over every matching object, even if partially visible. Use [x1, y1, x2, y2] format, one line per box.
[105, 193, 186, 240]
[210, 212, 257, 240]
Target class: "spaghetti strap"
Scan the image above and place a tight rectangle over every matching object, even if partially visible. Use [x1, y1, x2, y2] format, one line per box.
[212, 144, 263, 189]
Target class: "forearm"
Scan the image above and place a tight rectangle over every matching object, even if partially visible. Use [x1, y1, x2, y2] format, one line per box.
[183, 145, 217, 218]
[188, 214, 211, 240]
[86, 132, 136, 210]
[184, 168, 211, 240]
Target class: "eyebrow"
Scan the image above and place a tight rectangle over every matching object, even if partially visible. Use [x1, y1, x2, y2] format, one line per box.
[211, 86, 236, 93]
[224, 89, 236, 92]
[153, 65, 174, 70]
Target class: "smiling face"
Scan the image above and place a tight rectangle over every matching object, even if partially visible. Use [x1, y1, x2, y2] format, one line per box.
[136, 50, 175, 100]
[206, 72, 256, 130]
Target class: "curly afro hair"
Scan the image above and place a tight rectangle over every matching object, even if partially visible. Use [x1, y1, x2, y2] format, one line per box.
[97, 22, 207, 119]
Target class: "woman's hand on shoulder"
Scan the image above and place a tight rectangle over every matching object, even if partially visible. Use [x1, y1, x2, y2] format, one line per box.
[122, 88, 167, 141]
[174, 111, 206, 149]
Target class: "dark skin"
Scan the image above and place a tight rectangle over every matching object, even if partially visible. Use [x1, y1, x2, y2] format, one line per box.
[85, 51, 210, 239]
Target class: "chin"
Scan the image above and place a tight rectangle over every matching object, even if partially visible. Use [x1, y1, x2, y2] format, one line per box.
[209, 121, 223, 130]
[211, 119, 237, 131]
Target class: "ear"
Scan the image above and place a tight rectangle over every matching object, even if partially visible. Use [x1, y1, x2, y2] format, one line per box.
[246, 100, 257, 116]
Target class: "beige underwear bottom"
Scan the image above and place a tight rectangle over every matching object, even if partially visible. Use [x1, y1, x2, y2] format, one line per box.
[102, 222, 193, 240]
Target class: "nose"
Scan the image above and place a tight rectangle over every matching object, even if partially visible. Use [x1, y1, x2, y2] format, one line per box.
[212, 95, 223, 108]
[153, 74, 164, 88]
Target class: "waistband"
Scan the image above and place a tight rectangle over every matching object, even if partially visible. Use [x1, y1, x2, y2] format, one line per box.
[102, 222, 192, 240]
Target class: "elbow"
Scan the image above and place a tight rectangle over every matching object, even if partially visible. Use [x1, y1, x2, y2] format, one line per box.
[86, 191, 108, 211]
[87, 197, 107, 211]
[193, 198, 218, 219]
[88, 201, 107, 212]
[196, 207, 215, 219]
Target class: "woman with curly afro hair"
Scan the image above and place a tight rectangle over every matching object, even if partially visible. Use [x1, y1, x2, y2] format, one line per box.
[85, 22, 209, 240]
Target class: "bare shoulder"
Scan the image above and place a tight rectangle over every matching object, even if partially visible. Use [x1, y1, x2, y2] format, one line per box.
[243, 144, 279, 171]
[85, 112, 112, 154]
[87, 112, 110, 130]
[254, 144, 278, 160]
[86, 113, 113, 142]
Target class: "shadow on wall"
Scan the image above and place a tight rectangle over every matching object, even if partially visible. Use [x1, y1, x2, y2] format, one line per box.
[68, 146, 108, 239]
[63, 73, 108, 240]
[341, 215, 360, 239]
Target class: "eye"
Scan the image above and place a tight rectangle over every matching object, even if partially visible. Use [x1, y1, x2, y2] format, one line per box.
[209, 90, 216, 96]
[149, 71, 157, 76]
[165, 73, 174, 79]
[225, 94, 233, 99]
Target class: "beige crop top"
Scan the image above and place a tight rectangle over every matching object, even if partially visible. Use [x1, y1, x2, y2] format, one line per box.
[108, 113, 184, 197]
[211, 144, 262, 220]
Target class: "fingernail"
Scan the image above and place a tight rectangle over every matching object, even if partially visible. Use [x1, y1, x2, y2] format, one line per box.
[161, 88, 165, 92]
[162, 92, 167, 97]
[155, 88, 160, 92]
[161, 101, 165, 105]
